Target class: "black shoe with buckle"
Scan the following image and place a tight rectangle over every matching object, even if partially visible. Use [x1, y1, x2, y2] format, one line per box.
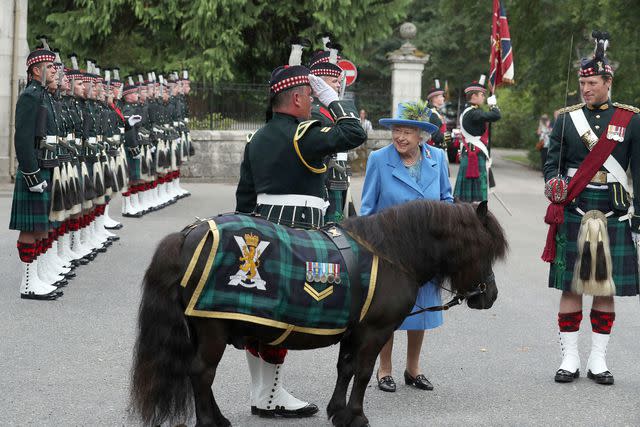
[587, 370, 614, 385]
[252, 403, 318, 418]
[376, 372, 396, 392]
[555, 369, 579, 383]
[404, 370, 434, 390]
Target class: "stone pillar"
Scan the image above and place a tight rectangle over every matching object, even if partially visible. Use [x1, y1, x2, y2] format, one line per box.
[0, 0, 29, 182]
[387, 22, 429, 116]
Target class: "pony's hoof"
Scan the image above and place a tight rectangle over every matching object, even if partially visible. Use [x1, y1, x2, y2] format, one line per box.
[350, 415, 370, 427]
[331, 408, 353, 427]
[326, 401, 346, 421]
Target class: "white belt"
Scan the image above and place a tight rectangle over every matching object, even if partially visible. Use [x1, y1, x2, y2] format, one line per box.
[257, 193, 329, 212]
[566, 167, 618, 183]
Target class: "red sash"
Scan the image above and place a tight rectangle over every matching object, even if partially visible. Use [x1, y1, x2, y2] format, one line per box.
[461, 138, 480, 178]
[109, 102, 125, 123]
[319, 106, 334, 123]
[541, 107, 634, 262]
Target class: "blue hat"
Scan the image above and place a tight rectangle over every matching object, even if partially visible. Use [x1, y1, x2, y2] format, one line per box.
[379, 101, 438, 134]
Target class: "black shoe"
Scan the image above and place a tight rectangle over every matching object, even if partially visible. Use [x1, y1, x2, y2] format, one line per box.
[554, 369, 579, 383]
[107, 235, 120, 242]
[404, 370, 434, 390]
[376, 372, 396, 392]
[251, 403, 319, 418]
[587, 370, 614, 385]
[63, 270, 76, 279]
[21, 290, 62, 300]
[105, 223, 123, 230]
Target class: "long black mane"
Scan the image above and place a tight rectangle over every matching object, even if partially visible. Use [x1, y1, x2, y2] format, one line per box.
[341, 200, 508, 285]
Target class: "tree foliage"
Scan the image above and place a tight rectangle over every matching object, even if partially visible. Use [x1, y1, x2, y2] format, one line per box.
[28, 0, 410, 82]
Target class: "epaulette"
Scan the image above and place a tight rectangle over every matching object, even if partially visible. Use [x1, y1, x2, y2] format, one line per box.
[557, 103, 585, 114]
[295, 120, 320, 138]
[613, 102, 640, 114]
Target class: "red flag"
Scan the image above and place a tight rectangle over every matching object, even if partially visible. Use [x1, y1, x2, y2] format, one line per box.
[489, 0, 514, 92]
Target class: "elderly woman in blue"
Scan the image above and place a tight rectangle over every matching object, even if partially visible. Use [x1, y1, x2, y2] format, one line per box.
[361, 100, 453, 393]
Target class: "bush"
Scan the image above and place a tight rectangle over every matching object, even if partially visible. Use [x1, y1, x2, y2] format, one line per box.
[491, 87, 539, 149]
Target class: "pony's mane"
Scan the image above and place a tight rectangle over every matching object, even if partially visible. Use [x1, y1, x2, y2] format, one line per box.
[342, 200, 507, 282]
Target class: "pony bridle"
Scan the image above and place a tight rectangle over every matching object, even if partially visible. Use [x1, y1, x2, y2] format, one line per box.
[409, 272, 494, 315]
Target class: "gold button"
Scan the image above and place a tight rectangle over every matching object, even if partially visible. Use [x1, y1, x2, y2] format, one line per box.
[595, 125, 600, 129]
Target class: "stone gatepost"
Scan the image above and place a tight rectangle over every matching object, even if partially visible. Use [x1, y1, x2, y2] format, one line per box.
[387, 22, 429, 116]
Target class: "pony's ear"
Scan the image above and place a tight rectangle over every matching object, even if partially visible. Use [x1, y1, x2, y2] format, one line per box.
[476, 201, 488, 221]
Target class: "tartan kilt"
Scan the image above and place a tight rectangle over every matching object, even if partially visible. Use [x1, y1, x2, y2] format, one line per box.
[549, 187, 639, 296]
[126, 151, 142, 181]
[325, 189, 345, 223]
[453, 152, 487, 202]
[9, 169, 52, 232]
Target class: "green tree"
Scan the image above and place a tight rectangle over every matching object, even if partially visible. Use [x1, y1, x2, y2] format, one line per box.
[28, 0, 411, 82]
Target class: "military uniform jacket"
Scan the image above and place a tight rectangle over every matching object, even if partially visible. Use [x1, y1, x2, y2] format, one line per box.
[461, 104, 501, 137]
[311, 101, 334, 126]
[544, 100, 640, 231]
[427, 105, 445, 147]
[236, 100, 367, 212]
[122, 102, 140, 149]
[14, 80, 58, 184]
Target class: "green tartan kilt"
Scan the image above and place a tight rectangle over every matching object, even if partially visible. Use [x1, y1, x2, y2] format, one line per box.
[453, 152, 487, 202]
[325, 189, 345, 223]
[549, 187, 639, 296]
[126, 152, 142, 181]
[9, 169, 52, 232]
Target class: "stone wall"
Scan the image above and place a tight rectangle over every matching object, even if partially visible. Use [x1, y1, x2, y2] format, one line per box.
[183, 129, 392, 181]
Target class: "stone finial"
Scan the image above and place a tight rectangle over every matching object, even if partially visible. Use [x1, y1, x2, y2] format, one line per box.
[387, 22, 429, 63]
[399, 22, 417, 40]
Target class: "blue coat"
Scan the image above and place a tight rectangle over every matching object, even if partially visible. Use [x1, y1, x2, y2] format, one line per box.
[360, 143, 453, 330]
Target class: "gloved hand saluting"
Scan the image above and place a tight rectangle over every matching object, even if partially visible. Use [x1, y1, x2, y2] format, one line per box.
[487, 95, 497, 107]
[308, 74, 338, 107]
[127, 114, 142, 127]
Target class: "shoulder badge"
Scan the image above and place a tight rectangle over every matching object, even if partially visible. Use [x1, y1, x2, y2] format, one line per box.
[557, 103, 585, 115]
[296, 120, 320, 138]
[613, 102, 640, 114]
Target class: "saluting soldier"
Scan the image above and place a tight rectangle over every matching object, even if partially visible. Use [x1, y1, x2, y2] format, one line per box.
[236, 52, 367, 418]
[542, 31, 640, 386]
[452, 74, 501, 202]
[308, 41, 353, 223]
[120, 76, 144, 217]
[10, 44, 64, 300]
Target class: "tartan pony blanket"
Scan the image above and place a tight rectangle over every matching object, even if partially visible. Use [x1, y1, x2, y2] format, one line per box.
[180, 214, 378, 335]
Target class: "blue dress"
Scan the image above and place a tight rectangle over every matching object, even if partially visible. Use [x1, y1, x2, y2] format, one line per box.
[360, 143, 453, 330]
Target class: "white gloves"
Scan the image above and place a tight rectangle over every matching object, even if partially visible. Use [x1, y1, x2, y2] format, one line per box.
[487, 95, 497, 106]
[29, 180, 47, 193]
[308, 74, 339, 106]
[127, 114, 142, 127]
[632, 232, 640, 245]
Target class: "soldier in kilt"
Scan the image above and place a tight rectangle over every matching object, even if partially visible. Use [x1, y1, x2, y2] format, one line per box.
[10, 47, 64, 300]
[543, 31, 640, 385]
[452, 75, 500, 202]
[236, 53, 367, 417]
[121, 77, 144, 217]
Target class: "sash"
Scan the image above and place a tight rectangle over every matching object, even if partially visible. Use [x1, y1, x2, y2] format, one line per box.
[541, 107, 634, 262]
[459, 107, 490, 179]
[569, 109, 630, 193]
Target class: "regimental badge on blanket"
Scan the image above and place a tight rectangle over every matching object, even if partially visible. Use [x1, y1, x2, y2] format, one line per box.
[228, 233, 270, 290]
[304, 262, 341, 301]
[606, 124, 625, 142]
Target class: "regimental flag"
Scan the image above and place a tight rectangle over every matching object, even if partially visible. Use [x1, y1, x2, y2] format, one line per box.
[489, 0, 514, 91]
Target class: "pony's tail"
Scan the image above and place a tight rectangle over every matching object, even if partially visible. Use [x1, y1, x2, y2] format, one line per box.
[129, 232, 193, 426]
